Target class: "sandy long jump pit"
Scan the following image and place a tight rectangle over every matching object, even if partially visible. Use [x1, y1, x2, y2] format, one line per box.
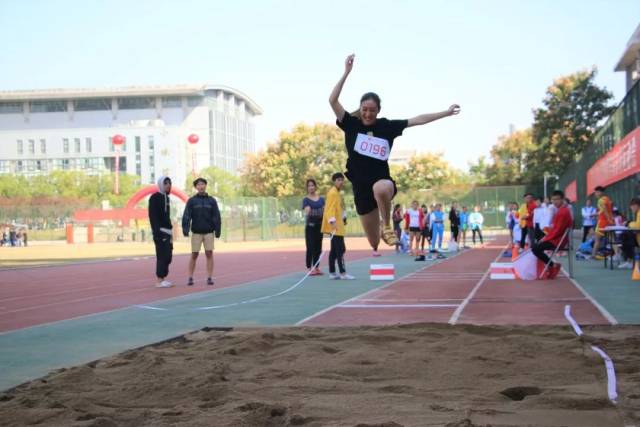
[1, 323, 639, 427]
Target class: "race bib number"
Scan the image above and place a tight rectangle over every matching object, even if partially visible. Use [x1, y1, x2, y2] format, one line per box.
[354, 133, 390, 161]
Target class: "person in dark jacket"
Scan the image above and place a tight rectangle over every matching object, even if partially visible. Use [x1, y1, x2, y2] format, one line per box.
[182, 177, 222, 286]
[449, 203, 460, 243]
[148, 175, 174, 288]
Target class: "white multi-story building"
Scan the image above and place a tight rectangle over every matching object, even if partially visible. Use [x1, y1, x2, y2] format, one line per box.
[0, 84, 262, 189]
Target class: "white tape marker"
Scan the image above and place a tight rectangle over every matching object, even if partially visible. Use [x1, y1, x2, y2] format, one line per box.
[563, 304, 583, 336]
[590, 345, 618, 404]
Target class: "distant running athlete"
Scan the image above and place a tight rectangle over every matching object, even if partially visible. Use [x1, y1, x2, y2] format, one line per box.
[329, 54, 460, 253]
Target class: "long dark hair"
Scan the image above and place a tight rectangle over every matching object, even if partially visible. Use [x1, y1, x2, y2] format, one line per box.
[305, 178, 317, 194]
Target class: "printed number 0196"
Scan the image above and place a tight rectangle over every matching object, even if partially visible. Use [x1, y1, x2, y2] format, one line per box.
[360, 139, 386, 157]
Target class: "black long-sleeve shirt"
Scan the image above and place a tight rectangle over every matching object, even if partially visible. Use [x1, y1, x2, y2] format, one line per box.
[181, 193, 221, 237]
[149, 192, 172, 239]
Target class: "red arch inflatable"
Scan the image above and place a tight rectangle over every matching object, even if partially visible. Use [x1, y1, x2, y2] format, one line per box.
[125, 185, 189, 210]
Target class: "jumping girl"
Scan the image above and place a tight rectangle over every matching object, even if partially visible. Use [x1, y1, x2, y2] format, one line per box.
[329, 54, 460, 253]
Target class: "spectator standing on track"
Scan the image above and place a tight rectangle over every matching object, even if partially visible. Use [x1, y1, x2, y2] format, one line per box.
[392, 204, 403, 253]
[182, 178, 222, 287]
[302, 178, 326, 275]
[321, 172, 355, 280]
[531, 190, 573, 279]
[429, 203, 445, 256]
[505, 202, 518, 249]
[618, 198, 640, 269]
[404, 200, 424, 256]
[469, 205, 484, 246]
[519, 193, 536, 249]
[449, 202, 460, 243]
[149, 176, 175, 288]
[459, 205, 470, 248]
[420, 204, 430, 255]
[581, 199, 597, 243]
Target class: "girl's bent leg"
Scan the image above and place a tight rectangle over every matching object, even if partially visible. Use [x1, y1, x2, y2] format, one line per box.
[359, 209, 381, 250]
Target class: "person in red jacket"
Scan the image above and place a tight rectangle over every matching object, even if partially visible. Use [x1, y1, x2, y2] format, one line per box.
[404, 200, 424, 256]
[531, 190, 573, 279]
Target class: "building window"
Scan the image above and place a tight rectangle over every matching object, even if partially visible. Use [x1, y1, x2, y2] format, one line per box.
[135, 136, 142, 176]
[28, 139, 35, 154]
[162, 97, 182, 108]
[74, 138, 81, 153]
[16, 161, 23, 172]
[17, 140, 23, 155]
[148, 135, 155, 183]
[36, 160, 43, 171]
[0, 102, 23, 114]
[30, 100, 67, 113]
[63, 138, 69, 153]
[74, 98, 111, 111]
[187, 96, 203, 107]
[85, 137, 92, 153]
[40, 139, 46, 154]
[118, 97, 155, 110]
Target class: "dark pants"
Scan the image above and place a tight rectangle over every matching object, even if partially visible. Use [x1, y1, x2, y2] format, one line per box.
[621, 232, 638, 261]
[305, 224, 323, 269]
[582, 226, 593, 243]
[520, 227, 535, 248]
[154, 236, 173, 279]
[472, 227, 483, 244]
[329, 236, 346, 274]
[534, 224, 545, 243]
[520, 227, 528, 248]
[531, 240, 556, 265]
[451, 225, 459, 242]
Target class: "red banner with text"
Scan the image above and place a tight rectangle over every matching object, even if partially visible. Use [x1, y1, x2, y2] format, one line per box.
[586, 126, 640, 195]
[564, 180, 577, 202]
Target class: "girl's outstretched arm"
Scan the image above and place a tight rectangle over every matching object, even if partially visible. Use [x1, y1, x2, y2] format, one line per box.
[407, 104, 460, 127]
[329, 54, 355, 121]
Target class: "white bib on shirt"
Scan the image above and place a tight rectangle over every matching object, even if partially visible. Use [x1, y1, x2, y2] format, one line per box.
[354, 133, 390, 161]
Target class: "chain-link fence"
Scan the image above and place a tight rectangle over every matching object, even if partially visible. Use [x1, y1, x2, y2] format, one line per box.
[0, 185, 526, 242]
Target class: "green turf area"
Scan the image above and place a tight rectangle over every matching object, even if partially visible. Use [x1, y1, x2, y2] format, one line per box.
[0, 250, 458, 391]
[560, 255, 640, 324]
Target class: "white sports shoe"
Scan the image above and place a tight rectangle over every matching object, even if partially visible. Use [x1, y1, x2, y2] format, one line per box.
[156, 280, 174, 288]
[618, 261, 633, 269]
[340, 274, 356, 280]
[329, 273, 340, 280]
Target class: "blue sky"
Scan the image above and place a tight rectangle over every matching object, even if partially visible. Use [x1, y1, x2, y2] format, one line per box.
[1, 0, 637, 169]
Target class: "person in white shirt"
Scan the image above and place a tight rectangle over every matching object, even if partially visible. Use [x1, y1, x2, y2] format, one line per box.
[468, 206, 484, 246]
[581, 199, 597, 243]
[403, 200, 423, 256]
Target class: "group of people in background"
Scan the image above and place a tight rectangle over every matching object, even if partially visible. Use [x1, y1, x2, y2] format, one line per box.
[391, 202, 485, 258]
[1, 227, 27, 247]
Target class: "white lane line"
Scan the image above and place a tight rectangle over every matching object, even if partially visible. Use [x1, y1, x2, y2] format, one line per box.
[590, 345, 618, 404]
[295, 249, 468, 326]
[338, 304, 459, 308]
[563, 304, 583, 336]
[561, 267, 618, 325]
[448, 245, 507, 325]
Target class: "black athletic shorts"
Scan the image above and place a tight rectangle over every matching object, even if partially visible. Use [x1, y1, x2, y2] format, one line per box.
[409, 226, 421, 233]
[351, 178, 398, 216]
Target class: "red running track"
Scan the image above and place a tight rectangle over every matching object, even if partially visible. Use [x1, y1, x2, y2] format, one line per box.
[302, 240, 611, 327]
[0, 248, 374, 333]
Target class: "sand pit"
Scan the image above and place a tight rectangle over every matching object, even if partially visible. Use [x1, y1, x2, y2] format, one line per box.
[1, 324, 638, 427]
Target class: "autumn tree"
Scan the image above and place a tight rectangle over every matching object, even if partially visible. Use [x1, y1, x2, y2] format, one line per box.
[525, 67, 614, 182]
[241, 123, 347, 197]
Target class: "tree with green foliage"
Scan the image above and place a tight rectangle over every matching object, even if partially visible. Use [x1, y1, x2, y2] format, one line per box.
[525, 67, 615, 182]
[241, 123, 347, 197]
[394, 152, 459, 191]
[485, 129, 534, 185]
[185, 166, 242, 199]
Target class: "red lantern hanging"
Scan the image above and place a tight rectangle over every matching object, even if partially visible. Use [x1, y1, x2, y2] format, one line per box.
[112, 134, 125, 145]
[188, 134, 199, 144]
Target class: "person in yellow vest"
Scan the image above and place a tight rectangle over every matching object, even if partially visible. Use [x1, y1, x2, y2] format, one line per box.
[321, 172, 355, 280]
[618, 198, 640, 269]
[592, 186, 614, 259]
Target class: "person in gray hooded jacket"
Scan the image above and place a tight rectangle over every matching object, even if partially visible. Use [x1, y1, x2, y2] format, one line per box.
[148, 175, 174, 288]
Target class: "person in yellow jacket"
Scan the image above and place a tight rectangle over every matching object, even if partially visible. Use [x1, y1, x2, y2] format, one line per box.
[619, 198, 640, 269]
[322, 172, 355, 280]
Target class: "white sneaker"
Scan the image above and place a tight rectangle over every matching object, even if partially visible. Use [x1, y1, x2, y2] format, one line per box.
[618, 261, 633, 269]
[329, 273, 340, 280]
[340, 274, 355, 280]
[156, 280, 174, 288]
